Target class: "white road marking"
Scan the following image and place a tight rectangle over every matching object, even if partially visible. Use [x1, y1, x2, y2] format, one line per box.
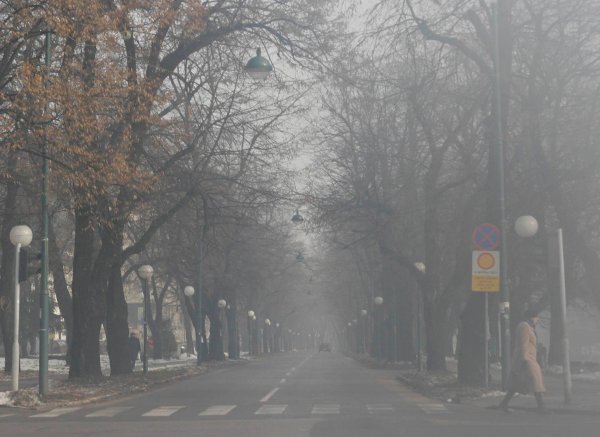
[0, 414, 15, 418]
[260, 387, 280, 403]
[312, 404, 340, 415]
[85, 407, 132, 418]
[291, 367, 296, 371]
[419, 403, 448, 414]
[367, 404, 394, 413]
[285, 372, 291, 376]
[255, 404, 287, 415]
[142, 406, 184, 417]
[298, 355, 312, 368]
[32, 407, 82, 418]
[199, 405, 236, 416]
[280, 378, 286, 383]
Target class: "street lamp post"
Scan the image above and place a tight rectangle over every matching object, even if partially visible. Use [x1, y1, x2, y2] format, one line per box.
[138, 265, 153, 374]
[414, 262, 426, 372]
[183, 286, 197, 358]
[374, 297, 384, 360]
[39, 30, 51, 398]
[515, 215, 572, 403]
[218, 299, 227, 360]
[490, 1, 511, 389]
[264, 319, 271, 353]
[10, 225, 33, 391]
[247, 310, 255, 355]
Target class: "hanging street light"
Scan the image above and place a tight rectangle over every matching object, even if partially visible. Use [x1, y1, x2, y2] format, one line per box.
[244, 48, 273, 80]
[291, 209, 304, 224]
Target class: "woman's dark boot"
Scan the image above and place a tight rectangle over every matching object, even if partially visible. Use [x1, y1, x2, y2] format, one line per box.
[498, 391, 515, 412]
[535, 393, 548, 414]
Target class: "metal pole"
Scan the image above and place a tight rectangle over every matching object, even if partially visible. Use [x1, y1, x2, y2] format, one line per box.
[557, 229, 572, 403]
[484, 293, 489, 388]
[417, 292, 423, 372]
[39, 30, 51, 397]
[392, 292, 398, 362]
[12, 243, 21, 391]
[196, 236, 203, 365]
[142, 279, 148, 374]
[493, 3, 511, 389]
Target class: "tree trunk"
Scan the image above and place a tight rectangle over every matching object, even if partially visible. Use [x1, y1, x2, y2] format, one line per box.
[146, 283, 163, 360]
[207, 301, 224, 361]
[396, 275, 415, 361]
[69, 207, 103, 378]
[0, 177, 18, 372]
[423, 297, 448, 371]
[106, 258, 132, 374]
[184, 310, 194, 355]
[457, 293, 485, 385]
[48, 221, 73, 363]
[227, 295, 238, 359]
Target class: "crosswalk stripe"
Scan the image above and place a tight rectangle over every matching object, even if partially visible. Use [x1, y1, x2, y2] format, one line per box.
[255, 404, 287, 415]
[419, 403, 448, 413]
[0, 414, 15, 418]
[31, 407, 82, 418]
[142, 406, 184, 417]
[311, 404, 340, 415]
[199, 405, 236, 416]
[367, 404, 394, 413]
[85, 407, 132, 418]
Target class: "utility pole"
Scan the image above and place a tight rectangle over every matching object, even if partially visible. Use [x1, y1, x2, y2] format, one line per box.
[492, 2, 511, 390]
[39, 31, 51, 397]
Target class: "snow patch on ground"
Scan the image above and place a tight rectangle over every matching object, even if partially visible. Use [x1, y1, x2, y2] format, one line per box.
[572, 372, 600, 381]
[479, 390, 505, 398]
[0, 391, 12, 406]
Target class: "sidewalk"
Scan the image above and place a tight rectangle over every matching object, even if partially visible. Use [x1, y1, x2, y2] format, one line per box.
[474, 369, 600, 414]
[0, 355, 247, 408]
[394, 357, 600, 415]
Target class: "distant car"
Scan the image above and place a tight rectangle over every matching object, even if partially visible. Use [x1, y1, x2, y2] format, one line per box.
[318, 343, 331, 352]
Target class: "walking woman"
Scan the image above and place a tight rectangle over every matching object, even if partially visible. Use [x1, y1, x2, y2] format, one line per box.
[498, 307, 547, 413]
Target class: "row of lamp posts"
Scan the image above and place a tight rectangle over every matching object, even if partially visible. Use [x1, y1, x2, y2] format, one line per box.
[4, 44, 274, 393]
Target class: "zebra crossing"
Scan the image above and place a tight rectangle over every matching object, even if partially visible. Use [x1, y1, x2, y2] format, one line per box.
[4, 401, 450, 421]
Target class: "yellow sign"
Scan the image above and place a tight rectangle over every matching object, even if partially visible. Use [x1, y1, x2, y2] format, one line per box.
[472, 250, 500, 292]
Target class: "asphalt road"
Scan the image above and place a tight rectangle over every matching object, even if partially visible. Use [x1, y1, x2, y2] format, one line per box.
[2, 351, 600, 436]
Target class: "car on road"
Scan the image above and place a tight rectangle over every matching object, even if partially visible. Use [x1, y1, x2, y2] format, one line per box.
[318, 343, 331, 352]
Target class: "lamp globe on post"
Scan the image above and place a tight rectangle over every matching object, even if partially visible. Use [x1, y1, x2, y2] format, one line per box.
[9, 225, 32, 391]
[184, 286, 195, 297]
[515, 215, 539, 238]
[218, 299, 227, 309]
[244, 48, 273, 80]
[138, 265, 153, 374]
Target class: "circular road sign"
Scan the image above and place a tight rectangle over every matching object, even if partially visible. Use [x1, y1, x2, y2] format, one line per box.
[477, 252, 496, 270]
[472, 223, 500, 251]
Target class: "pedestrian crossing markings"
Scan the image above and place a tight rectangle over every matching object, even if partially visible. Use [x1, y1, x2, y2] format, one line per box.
[15, 402, 451, 419]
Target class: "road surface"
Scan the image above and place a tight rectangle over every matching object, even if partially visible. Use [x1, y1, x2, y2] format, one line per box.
[2, 351, 600, 436]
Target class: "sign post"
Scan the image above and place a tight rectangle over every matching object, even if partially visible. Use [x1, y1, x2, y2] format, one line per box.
[472, 224, 501, 388]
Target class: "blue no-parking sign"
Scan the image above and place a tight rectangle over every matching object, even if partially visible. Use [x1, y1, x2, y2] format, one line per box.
[472, 223, 500, 250]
